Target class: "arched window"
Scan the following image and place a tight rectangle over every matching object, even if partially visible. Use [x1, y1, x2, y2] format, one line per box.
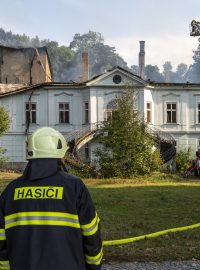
[105, 99, 118, 121]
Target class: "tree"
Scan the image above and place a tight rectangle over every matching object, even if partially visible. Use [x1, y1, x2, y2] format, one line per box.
[187, 42, 200, 83]
[130, 65, 139, 75]
[69, 31, 104, 52]
[94, 86, 163, 178]
[0, 28, 32, 47]
[41, 40, 74, 81]
[163, 61, 172, 81]
[31, 35, 41, 47]
[0, 106, 10, 166]
[174, 63, 188, 83]
[68, 31, 128, 79]
[163, 61, 173, 73]
[145, 65, 164, 82]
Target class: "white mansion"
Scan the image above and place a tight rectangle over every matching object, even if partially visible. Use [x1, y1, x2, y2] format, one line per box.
[1, 65, 200, 169]
[0, 44, 200, 169]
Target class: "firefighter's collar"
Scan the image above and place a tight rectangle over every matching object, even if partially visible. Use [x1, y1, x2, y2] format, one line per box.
[23, 159, 60, 181]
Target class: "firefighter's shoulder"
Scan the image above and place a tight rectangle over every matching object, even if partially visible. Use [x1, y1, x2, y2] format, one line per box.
[58, 171, 85, 188]
[58, 171, 88, 199]
[0, 176, 24, 201]
[2, 176, 23, 193]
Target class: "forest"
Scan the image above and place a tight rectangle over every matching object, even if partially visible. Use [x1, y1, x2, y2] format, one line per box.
[0, 27, 200, 83]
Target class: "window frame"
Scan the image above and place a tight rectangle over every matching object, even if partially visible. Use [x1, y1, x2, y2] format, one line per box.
[166, 102, 177, 124]
[58, 102, 70, 124]
[146, 102, 152, 123]
[25, 102, 37, 124]
[84, 102, 89, 124]
[105, 99, 118, 121]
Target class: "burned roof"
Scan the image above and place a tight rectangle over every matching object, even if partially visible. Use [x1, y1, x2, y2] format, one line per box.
[0, 82, 85, 97]
[148, 81, 200, 87]
[1, 66, 200, 98]
[0, 44, 51, 56]
[0, 45, 53, 81]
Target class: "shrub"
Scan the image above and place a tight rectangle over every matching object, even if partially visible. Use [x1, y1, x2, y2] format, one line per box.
[175, 148, 192, 173]
[0, 106, 10, 165]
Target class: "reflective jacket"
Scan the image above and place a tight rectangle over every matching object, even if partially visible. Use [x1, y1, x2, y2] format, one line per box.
[0, 159, 102, 270]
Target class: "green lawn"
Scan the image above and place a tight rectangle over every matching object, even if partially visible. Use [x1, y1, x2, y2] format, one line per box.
[1, 172, 200, 262]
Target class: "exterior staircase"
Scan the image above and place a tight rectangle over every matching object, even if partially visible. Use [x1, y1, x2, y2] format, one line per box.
[147, 126, 176, 163]
[64, 123, 176, 173]
[64, 123, 102, 177]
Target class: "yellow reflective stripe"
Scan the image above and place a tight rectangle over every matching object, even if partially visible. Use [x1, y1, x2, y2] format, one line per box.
[0, 260, 9, 265]
[5, 212, 78, 221]
[80, 213, 100, 236]
[81, 213, 98, 229]
[5, 212, 80, 230]
[5, 220, 80, 229]
[0, 260, 10, 270]
[0, 229, 6, 240]
[85, 247, 103, 265]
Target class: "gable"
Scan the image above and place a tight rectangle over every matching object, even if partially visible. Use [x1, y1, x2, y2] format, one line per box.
[86, 67, 147, 87]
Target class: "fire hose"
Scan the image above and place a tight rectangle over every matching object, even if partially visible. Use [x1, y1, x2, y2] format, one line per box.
[103, 222, 200, 246]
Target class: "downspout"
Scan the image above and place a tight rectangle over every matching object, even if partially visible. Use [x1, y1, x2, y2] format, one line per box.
[0, 47, 3, 83]
[25, 88, 35, 134]
[47, 88, 49, 126]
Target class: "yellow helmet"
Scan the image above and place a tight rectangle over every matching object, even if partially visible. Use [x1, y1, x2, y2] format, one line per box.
[27, 127, 68, 159]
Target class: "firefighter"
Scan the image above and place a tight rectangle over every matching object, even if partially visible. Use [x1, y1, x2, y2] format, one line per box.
[191, 20, 197, 34]
[0, 127, 103, 270]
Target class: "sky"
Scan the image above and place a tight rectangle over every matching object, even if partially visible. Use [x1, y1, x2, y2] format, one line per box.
[0, 0, 200, 71]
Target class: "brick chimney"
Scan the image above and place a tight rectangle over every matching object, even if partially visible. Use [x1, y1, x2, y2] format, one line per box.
[81, 52, 89, 82]
[138, 41, 145, 79]
[164, 70, 171, 83]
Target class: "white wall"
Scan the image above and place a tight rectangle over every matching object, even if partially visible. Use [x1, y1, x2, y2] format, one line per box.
[0, 134, 27, 162]
[151, 86, 200, 156]
[3, 71, 200, 165]
[144, 88, 154, 125]
[0, 87, 91, 163]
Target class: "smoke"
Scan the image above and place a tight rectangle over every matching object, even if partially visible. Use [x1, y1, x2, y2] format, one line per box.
[0, 27, 128, 83]
[65, 53, 83, 82]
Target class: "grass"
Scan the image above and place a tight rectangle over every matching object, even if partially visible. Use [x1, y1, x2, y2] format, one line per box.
[1, 171, 200, 262]
[91, 184, 200, 262]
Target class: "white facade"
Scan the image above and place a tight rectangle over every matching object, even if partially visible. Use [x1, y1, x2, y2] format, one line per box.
[1, 67, 200, 169]
[152, 84, 200, 152]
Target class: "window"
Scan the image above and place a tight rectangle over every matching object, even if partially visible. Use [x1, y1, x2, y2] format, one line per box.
[84, 102, 89, 123]
[106, 111, 113, 121]
[166, 103, 177, 123]
[198, 104, 200, 123]
[105, 99, 118, 121]
[59, 103, 70, 124]
[113, 75, 122, 84]
[146, 102, 152, 123]
[26, 103, 37, 124]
